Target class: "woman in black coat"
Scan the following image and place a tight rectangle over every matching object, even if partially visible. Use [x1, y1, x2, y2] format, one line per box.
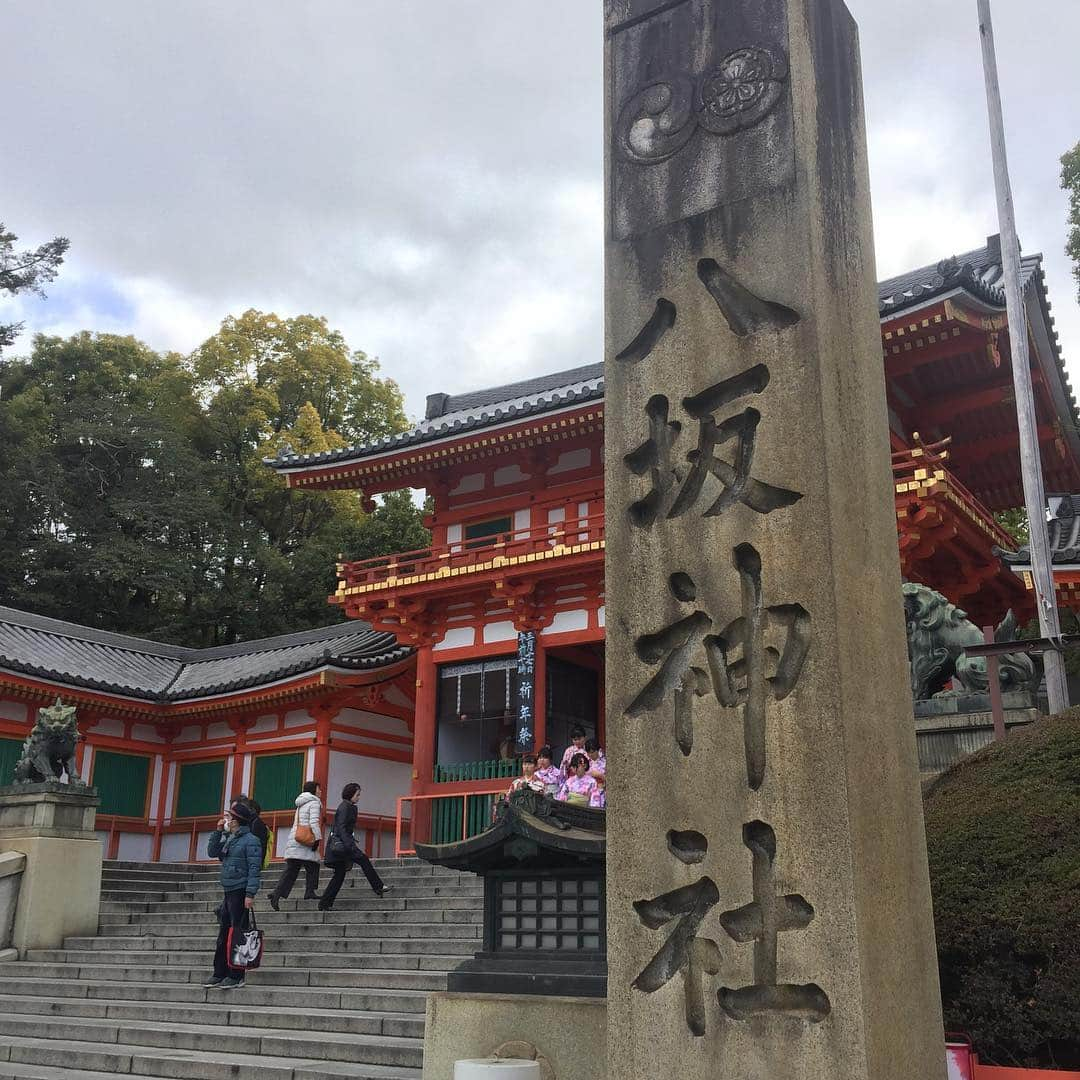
[317, 782, 390, 910]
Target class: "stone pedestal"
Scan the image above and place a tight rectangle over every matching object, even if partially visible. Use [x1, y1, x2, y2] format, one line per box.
[0, 783, 102, 954]
[604, 2, 946, 1079]
[423, 993, 606, 1080]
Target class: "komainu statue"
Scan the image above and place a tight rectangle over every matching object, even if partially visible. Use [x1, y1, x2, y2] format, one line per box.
[903, 583, 1039, 701]
[12, 698, 85, 787]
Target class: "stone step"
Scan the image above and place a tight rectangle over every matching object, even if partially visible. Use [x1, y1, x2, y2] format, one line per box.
[0, 961, 449, 991]
[2, 977, 429, 1014]
[0, 995, 424, 1039]
[0, 1014, 423, 1070]
[0, 1034, 423, 1080]
[100, 884, 483, 904]
[26, 945, 471, 968]
[98, 908, 482, 931]
[72, 924, 479, 948]
[56, 935, 475, 955]
[102, 867, 472, 888]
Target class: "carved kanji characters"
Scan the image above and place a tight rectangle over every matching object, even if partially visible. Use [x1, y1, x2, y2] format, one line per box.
[717, 821, 830, 1024]
[633, 832, 724, 1036]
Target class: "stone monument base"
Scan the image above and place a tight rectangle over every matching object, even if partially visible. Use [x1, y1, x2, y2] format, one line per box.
[423, 993, 606, 1080]
[0, 783, 102, 954]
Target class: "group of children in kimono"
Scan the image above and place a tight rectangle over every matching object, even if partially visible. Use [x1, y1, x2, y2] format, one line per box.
[505, 724, 606, 809]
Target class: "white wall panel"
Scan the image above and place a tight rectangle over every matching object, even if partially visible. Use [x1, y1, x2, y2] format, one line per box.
[117, 833, 154, 862]
[326, 750, 410, 818]
[160, 832, 191, 863]
[435, 627, 475, 651]
[483, 621, 517, 644]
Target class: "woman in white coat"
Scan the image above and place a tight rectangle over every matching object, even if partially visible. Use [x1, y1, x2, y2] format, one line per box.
[267, 781, 323, 910]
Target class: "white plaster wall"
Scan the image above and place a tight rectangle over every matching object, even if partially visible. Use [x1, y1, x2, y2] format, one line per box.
[159, 832, 191, 863]
[550, 448, 592, 474]
[117, 833, 154, 862]
[483, 621, 517, 644]
[94, 830, 109, 847]
[131, 724, 164, 744]
[336, 710, 410, 737]
[175, 726, 201, 744]
[494, 464, 527, 487]
[82, 746, 94, 780]
[305, 747, 315, 781]
[248, 715, 278, 735]
[450, 473, 484, 495]
[91, 718, 124, 738]
[206, 722, 231, 741]
[326, 750, 410, 818]
[163, 763, 178, 825]
[240, 755, 252, 796]
[513, 508, 531, 537]
[197, 830, 217, 858]
[597, 605, 606, 627]
[435, 627, 475, 651]
[545, 609, 589, 634]
[148, 756, 164, 823]
[285, 710, 313, 729]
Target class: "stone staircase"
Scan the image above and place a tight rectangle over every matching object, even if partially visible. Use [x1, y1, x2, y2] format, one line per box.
[0, 857, 484, 1079]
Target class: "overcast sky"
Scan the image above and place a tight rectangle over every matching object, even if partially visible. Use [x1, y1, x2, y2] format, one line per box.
[3, 1, 1078, 426]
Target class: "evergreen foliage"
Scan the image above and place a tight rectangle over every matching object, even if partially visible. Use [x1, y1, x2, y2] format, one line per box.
[924, 712, 1080, 1069]
[0, 223, 69, 354]
[0, 313, 429, 646]
[1063, 142, 1080, 304]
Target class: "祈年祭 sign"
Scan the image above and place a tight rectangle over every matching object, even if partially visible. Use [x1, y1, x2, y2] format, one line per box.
[604, 1, 947, 1078]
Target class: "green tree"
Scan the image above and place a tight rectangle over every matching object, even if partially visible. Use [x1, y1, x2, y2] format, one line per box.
[0, 333, 229, 642]
[1064, 142, 1080, 304]
[0, 315, 428, 646]
[925, 712, 1080, 1069]
[0, 223, 69, 353]
[994, 507, 1030, 546]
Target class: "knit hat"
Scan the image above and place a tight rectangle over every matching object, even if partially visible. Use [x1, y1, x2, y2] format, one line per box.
[228, 801, 255, 826]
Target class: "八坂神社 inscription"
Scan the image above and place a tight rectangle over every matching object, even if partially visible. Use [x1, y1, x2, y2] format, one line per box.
[606, 0, 947, 1075]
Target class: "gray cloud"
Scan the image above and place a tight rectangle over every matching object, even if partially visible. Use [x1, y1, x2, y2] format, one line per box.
[2, 0, 1077, 423]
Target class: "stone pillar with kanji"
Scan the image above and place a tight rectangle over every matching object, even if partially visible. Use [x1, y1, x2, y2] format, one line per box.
[604, 2, 946, 1078]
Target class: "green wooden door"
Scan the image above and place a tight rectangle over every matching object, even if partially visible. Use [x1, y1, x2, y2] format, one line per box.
[92, 750, 151, 818]
[252, 752, 304, 812]
[0, 737, 23, 786]
[175, 759, 226, 818]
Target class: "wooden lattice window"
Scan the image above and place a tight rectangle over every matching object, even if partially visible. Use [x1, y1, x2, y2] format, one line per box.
[174, 759, 227, 819]
[92, 750, 151, 818]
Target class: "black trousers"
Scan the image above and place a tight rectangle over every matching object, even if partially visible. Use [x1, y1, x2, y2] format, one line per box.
[319, 851, 385, 908]
[270, 858, 320, 900]
[213, 888, 248, 978]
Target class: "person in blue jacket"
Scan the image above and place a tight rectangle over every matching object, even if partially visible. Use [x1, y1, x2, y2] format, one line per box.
[204, 800, 263, 989]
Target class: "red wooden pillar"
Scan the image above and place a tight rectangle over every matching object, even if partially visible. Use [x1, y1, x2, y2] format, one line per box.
[534, 641, 548, 753]
[412, 646, 437, 790]
[229, 718, 251, 800]
[411, 645, 438, 846]
[311, 705, 335, 805]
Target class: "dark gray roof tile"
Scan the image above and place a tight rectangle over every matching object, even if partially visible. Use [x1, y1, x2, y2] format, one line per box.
[0, 606, 410, 702]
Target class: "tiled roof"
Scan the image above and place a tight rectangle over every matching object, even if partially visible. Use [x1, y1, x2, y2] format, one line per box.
[267, 236, 1067, 474]
[0, 607, 410, 701]
[876, 234, 1038, 316]
[1000, 496, 1080, 568]
[266, 364, 604, 472]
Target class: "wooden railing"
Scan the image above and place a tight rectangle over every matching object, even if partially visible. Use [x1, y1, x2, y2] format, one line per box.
[892, 437, 1017, 549]
[336, 506, 605, 598]
[433, 758, 522, 784]
[394, 783, 511, 857]
[99, 808, 404, 863]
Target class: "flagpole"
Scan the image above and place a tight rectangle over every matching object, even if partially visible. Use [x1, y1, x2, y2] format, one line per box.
[977, 0, 1069, 713]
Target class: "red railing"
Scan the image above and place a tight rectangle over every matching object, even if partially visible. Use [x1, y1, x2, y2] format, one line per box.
[99, 809, 403, 863]
[336, 506, 605, 598]
[892, 437, 1016, 550]
[394, 784, 510, 857]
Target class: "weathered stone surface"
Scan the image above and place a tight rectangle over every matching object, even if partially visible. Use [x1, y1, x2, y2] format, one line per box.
[604, 1, 946, 1078]
[423, 993, 605, 1080]
[0, 851, 26, 952]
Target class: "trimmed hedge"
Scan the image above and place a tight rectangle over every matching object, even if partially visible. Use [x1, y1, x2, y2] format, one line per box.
[924, 710, 1080, 1069]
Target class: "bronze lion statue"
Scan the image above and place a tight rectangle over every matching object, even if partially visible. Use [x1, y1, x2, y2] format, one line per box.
[902, 583, 1038, 701]
[13, 698, 85, 787]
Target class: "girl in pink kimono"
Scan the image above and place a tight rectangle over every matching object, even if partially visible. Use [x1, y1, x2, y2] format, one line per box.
[534, 746, 562, 795]
[556, 753, 598, 806]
